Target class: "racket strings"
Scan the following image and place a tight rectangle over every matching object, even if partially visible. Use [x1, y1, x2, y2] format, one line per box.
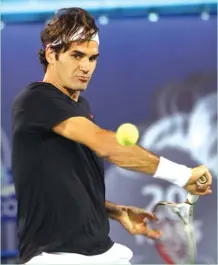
[153, 204, 194, 264]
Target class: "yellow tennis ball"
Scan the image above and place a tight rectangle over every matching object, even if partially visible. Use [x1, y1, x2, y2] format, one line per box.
[116, 123, 139, 146]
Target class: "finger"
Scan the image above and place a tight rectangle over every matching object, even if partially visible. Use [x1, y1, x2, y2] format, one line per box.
[195, 188, 212, 195]
[204, 170, 212, 185]
[142, 212, 158, 222]
[196, 182, 208, 192]
[196, 181, 212, 192]
[195, 184, 212, 194]
[202, 188, 212, 194]
[133, 209, 159, 221]
[143, 228, 162, 240]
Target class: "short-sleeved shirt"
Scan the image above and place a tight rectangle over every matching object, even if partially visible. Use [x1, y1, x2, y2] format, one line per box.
[11, 82, 113, 263]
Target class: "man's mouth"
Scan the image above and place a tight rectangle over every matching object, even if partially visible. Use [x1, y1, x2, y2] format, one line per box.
[77, 77, 89, 83]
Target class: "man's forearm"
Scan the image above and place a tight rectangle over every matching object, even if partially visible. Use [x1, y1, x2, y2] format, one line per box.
[105, 200, 124, 221]
[100, 130, 160, 175]
[99, 130, 191, 187]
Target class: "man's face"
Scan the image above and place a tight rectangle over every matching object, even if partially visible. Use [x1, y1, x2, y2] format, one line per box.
[47, 41, 99, 91]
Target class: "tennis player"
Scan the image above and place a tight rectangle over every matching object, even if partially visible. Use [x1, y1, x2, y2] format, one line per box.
[12, 7, 212, 264]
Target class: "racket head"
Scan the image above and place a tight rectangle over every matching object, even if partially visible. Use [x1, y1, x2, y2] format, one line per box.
[152, 202, 196, 264]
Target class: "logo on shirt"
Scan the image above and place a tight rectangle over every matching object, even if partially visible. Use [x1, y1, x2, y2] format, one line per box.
[90, 113, 94, 119]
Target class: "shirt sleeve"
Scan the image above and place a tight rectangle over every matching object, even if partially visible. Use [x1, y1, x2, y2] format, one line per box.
[15, 85, 84, 132]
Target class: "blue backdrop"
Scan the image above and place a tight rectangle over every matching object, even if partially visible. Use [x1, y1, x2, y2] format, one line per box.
[1, 16, 217, 264]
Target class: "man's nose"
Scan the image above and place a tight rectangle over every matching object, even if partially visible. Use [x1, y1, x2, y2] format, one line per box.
[79, 58, 90, 73]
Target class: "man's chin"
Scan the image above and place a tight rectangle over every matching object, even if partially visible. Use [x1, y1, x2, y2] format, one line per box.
[73, 82, 88, 91]
[68, 85, 88, 92]
[77, 86, 87, 92]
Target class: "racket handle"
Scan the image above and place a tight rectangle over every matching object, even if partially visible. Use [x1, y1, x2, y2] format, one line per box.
[197, 175, 208, 185]
[187, 194, 199, 204]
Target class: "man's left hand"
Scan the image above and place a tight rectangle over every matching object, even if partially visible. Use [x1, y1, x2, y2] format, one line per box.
[118, 206, 161, 240]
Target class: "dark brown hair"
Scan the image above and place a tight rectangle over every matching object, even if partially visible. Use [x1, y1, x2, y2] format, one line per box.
[38, 7, 99, 72]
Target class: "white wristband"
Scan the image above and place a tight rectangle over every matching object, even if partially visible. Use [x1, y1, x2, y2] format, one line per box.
[153, 157, 192, 187]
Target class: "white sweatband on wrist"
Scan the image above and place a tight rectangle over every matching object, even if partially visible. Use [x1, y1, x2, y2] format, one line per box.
[153, 157, 192, 187]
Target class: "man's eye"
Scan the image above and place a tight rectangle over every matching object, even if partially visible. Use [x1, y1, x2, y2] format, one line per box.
[72, 54, 81, 60]
[89, 57, 97, 62]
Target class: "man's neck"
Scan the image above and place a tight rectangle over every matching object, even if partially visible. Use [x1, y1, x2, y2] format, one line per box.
[43, 74, 80, 102]
[69, 90, 80, 102]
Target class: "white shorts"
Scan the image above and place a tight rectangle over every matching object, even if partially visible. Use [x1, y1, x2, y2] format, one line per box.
[25, 243, 133, 264]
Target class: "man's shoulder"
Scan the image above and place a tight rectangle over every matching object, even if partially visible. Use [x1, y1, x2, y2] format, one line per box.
[24, 81, 57, 96]
[13, 82, 59, 108]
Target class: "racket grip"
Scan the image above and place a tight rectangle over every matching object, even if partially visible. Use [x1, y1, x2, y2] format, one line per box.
[187, 193, 199, 204]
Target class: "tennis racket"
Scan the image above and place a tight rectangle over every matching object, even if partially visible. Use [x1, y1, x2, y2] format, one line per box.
[152, 176, 207, 264]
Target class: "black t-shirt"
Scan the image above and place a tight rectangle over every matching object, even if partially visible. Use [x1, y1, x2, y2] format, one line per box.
[12, 82, 113, 263]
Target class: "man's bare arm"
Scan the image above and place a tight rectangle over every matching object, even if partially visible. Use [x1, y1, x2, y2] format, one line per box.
[53, 116, 159, 175]
[105, 200, 123, 221]
[53, 116, 212, 194]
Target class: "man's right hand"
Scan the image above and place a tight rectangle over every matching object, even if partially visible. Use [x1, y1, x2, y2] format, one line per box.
[184, 165, 212, 195]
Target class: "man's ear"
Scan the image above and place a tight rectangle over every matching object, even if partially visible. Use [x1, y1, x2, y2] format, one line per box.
[45, 46, 56, 65]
